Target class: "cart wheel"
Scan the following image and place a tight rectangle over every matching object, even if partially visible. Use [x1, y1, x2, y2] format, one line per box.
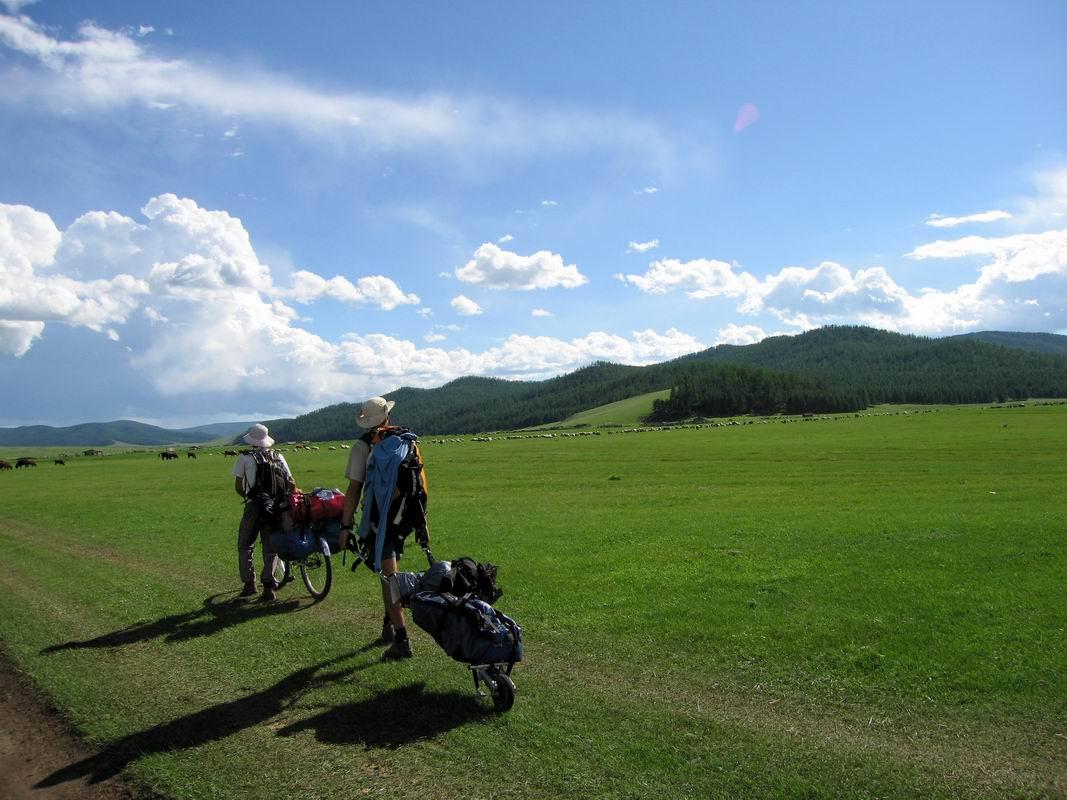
[490, 672, 516, 713]
[299, 537, 333, 600]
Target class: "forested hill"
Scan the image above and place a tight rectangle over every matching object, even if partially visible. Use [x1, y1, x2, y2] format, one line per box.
[948, 331, 1067, 356]
[677, 326, 1067, 405]
[261, 326, 1067, 439]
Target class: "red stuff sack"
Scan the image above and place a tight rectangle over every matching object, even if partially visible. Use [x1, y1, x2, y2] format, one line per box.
[286, 491, 310, 524]
[308, 488, 345, 521]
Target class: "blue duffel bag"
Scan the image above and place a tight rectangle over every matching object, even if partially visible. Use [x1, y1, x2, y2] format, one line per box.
[268, 529, 319, 560]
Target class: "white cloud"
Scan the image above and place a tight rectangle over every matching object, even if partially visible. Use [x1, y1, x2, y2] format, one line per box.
[0, 1, 38, 12]
[531, 308, 553, 318]
[450, 294, 483, 316]
[925, 210, 1012, 228]
[423, 333, 446, 343]
[455, 242, 587, 291]
[0, 202, 149, 355]
[541, 200, 558, 207]
[286, 271, 419, 310]
[497, 234, 513, 243]
[0, 14, 677, 165]
[416, 307, 433, 318]
[714, 324, 767, 346]
[618, 257, 755, 299]
[136, 25, 154, 38]
[626, 239, 660, 253]
[633, 186, 658, 195]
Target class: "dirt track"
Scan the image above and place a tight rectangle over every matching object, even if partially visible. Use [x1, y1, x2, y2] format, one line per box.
[0, 658, 146, 800]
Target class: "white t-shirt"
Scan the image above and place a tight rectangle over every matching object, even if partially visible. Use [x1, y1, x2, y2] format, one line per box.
[344, 439, 372, 483]
[231, 448, 293, 493]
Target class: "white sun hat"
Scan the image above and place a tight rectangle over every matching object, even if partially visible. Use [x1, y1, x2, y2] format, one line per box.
[242, 423, 275, 448]
[356, 396, 395, 429]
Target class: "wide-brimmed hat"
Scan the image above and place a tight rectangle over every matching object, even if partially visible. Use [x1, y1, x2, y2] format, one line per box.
[242, 423, 274, 448]
[356, 396, 395, 429]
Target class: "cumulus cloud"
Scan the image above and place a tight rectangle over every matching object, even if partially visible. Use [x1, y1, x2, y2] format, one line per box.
[286, 271, 419, 310]
[714, 324, 767, 346]
[497, 234, 513, 243]
[531, 308, 553, 318]
[925, 210, 1012, 228]
[0, 202, 149, 355]
[455, 243, 588, 291]
[626, 239, 660, 253]
[541, 199, 558, 207]
[0, 13, 677, 165]
[618, 257, 756, 299]
[0, 194, 421, 361]
[450, 294, 483, 316]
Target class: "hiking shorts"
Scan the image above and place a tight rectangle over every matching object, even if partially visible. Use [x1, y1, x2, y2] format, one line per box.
[364, 528, 406, 566]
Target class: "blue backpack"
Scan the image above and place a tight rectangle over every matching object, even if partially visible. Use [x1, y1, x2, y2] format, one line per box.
[356, 427, 428, 572]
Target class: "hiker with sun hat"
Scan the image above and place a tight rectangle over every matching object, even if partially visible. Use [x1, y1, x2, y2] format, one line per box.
[340, 396, 430, 660]
[232, 423, 295, 602]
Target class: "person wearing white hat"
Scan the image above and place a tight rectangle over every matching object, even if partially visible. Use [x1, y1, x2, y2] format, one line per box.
[231, 423, 295, 602]
[340, 396, 415, 659]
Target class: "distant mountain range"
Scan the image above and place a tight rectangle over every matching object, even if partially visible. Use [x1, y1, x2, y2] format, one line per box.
[0, 419, 253, 448]
[4, 327, 1065, 447]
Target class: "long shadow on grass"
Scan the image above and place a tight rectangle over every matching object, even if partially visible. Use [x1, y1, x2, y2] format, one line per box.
[36, 650, 370, 787]
[40, 591, 311, 653]
[277, 682, 489, 749]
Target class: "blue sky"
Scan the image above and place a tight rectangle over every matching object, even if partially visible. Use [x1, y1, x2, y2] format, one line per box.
[1, 1, 1065, 428]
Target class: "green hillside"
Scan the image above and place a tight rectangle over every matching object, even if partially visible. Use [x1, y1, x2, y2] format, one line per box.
[526, 389, 670, 429]
[263, 326, 1067, 439]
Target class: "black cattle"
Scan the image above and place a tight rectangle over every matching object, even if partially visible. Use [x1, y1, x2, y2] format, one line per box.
[54, 459, 65, 466]
[16, 457, 37, 468]
[160, 452, 179, 461]
[0, 460, 11, 471]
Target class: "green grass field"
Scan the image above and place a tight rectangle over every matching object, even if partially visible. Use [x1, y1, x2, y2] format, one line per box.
[1, 404, 1064, 799]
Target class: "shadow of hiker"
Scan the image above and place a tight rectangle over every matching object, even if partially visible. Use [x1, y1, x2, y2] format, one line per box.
[35, 650, 368, 788]
[40, 592, 310, 654]
[277, 682, 490, 749]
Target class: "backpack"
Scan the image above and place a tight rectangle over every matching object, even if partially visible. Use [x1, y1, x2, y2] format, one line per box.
[248, 449, 293, 520]
[356, 426, 429, 571]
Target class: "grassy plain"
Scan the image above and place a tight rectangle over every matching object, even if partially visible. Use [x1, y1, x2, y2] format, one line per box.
[0, 404, 1064, 799]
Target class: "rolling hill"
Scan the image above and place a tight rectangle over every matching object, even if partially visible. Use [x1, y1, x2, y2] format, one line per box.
[0, 420, 253, 448]
[262, 326, 1067, 439]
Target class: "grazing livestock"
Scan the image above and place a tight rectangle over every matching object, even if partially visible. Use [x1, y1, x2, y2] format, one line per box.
[0, 460, 11, 471]
[54, 459, 65, 466]
[16, 457, 37, 468]
[160, 451, 179, 461]
[222, 449, 238, 456]
[187, 451, 197, 459]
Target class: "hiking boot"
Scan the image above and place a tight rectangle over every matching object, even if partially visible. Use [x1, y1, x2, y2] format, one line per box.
[382, 637, 412, 660]
[259, 585, 277, 603]
[378, 621, 395, 645]
[239, 582, 257, 597]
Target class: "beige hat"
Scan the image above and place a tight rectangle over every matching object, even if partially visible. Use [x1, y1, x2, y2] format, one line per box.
[356, 396, 395, 429]
[242, 423, 274, 448]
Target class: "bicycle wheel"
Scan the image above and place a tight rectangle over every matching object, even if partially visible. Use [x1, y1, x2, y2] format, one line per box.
[299, 537, 333, 600]
[272, 557, 292, 588]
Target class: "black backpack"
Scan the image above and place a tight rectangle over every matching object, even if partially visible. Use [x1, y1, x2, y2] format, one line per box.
[441, 557, 503, 604]
[248, 449, 292, 518]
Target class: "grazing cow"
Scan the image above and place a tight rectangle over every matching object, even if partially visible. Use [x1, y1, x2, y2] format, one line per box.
[160, 451, 179, 461]
[54, 459, 65, 466]
[16, 457, 37, 468]
[0, 460, 11, 471]
[187, 451, 197, 459]
[222, 449, 238, 456]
